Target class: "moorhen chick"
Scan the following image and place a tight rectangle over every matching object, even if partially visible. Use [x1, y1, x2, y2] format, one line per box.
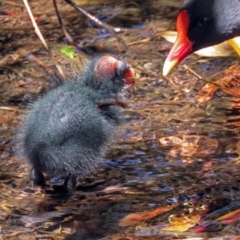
[163, 0, 240, 76]
[19, 54, 135, 191]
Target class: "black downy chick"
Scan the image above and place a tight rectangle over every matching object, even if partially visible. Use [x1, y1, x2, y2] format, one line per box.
[19, 54, 135, 191]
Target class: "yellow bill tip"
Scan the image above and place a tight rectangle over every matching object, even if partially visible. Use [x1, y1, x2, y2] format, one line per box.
[162, 58, 179, 77]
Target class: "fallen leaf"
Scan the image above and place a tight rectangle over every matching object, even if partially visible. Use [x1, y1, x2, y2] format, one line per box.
[195, 65, 240, 102]
[161, 204, 209, 232]
[119, 204, 178, 227]
[161, 213, 201, 232]
[60, 46, 75, 59]
[216, 208, 240, 222]
[195, 83, 218, 103]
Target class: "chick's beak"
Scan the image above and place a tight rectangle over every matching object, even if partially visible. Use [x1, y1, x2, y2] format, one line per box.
[163, 10, 193, 76]
[123, 68, 136, 85]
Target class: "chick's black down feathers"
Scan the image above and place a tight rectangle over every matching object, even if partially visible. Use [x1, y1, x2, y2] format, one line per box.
[19, 54, 134, 190]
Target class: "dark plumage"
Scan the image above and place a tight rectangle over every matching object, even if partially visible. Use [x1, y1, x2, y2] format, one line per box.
[163, 0, 240, 76]
[19, 54, 134, 191]
[181, 0, 240, 52]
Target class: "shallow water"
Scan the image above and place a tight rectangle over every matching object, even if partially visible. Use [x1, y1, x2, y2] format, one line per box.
[1, 0, 240, 239]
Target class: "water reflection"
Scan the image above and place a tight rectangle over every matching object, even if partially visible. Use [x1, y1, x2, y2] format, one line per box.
[1, 0, 240, 238]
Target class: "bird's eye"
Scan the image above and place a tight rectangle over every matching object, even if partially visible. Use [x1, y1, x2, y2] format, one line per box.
[198, 17, 210, 27]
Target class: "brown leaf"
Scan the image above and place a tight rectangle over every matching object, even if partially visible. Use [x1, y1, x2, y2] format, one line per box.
[118, 204, 177, 227]
[195, 83, 218, 103]
[196, 65, 240, 103]
[161, 213, 201, 232]
[216, 209, 240, 221]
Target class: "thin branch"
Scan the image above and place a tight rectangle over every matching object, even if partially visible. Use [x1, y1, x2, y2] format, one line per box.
[64, 0, 127, 50]
[183, 64, 222, 88]
[22, 0, 66, 81]
[26, 54, 63, 84]
[53, 0, 74, 44]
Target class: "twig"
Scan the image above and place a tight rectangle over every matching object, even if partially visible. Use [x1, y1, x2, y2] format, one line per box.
[53, 0, 74, 44]
[183, 64, 222, 88]
[26, 54, 63, 84]
[0, 106, 18, 111]
[64, 0, 127, 50]
[22, 0, 66, 81]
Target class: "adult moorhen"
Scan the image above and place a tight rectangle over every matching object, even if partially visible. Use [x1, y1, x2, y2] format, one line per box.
[19, 54, 135, 191]
[163, 0, 240, 76]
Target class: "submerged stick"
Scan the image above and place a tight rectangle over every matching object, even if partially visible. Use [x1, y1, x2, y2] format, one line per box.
[183, 64, 222, 88]
[64, 0, 127, 50]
